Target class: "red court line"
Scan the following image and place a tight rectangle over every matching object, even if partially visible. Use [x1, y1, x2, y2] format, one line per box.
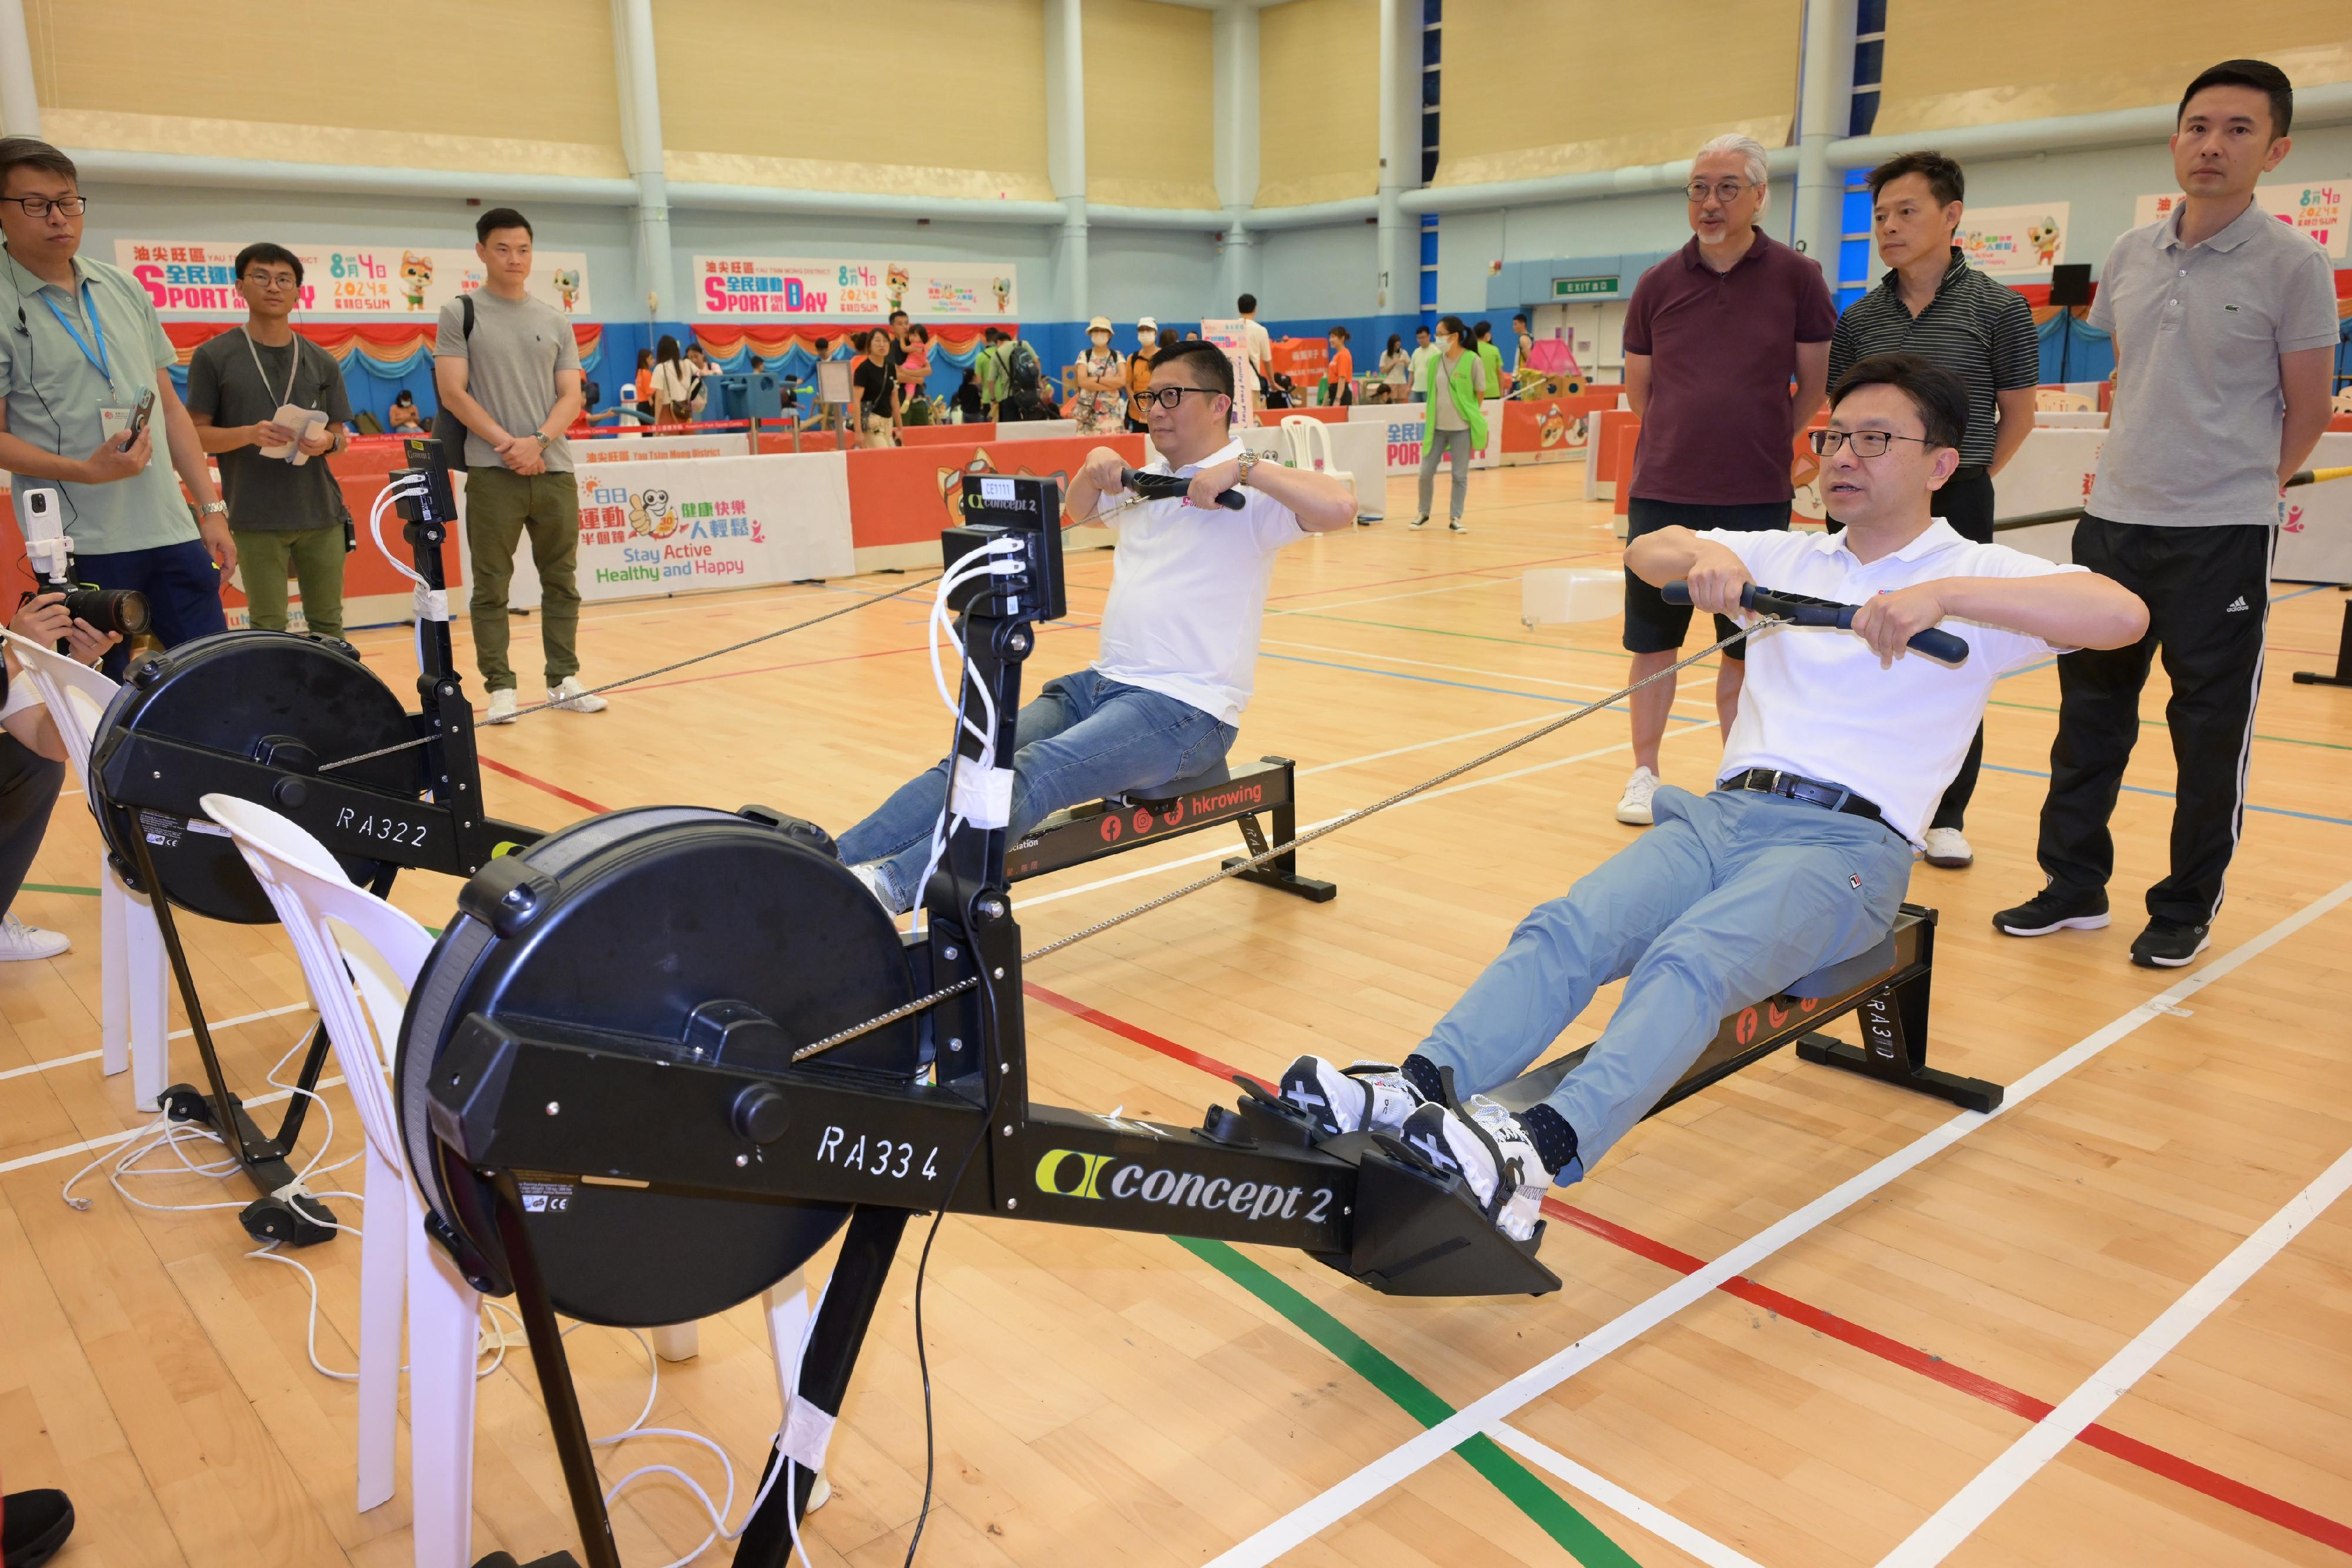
[1026, 983, 2352, 1557]
[477, 756, 610, 817]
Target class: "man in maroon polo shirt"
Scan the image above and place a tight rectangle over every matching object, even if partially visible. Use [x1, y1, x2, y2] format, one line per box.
[1615, 132, 1836, 826]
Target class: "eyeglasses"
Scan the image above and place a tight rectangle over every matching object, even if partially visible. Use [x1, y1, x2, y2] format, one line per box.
[244, 273, 300, 290]
[1131, 386, 1220, 412]
[4, 195, 87, 218]
[1810, 428, 1935, 457]
[1683, 180, 1755, 204]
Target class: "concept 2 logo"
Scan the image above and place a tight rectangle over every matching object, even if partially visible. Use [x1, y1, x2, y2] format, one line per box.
[1032, 1148, 1335, 1224]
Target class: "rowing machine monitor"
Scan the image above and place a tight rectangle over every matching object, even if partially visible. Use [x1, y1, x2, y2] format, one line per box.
[1663, 580, 1971, 666]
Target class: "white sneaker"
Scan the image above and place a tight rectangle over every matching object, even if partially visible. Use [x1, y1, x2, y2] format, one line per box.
[1615, 765, 1660, 825]
[1447, 519, 1469, 534]
[848, 861, 906, 916]
[547, 676, 608, 714]
[0, 912, 69, 961]
[1399, 1098, 1553, 1241]
[483, 688, 519, 725]
[1277, 1056, 1426, 1139]
[1922, 827, 1973, 869]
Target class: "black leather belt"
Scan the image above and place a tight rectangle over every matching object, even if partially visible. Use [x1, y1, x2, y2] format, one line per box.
[1718, 768, 1885, 825]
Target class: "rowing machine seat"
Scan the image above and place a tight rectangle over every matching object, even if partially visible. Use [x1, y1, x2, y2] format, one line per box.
[1779, 932, 1898, 1000]
[1115, 754, 1233, 808]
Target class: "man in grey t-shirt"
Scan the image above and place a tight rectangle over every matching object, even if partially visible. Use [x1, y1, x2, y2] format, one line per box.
[1995, 60, 2337, 969]
[432, 206, 603, 723]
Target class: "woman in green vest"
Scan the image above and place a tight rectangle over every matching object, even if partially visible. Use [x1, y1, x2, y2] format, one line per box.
[1414, 314, 1487, 533]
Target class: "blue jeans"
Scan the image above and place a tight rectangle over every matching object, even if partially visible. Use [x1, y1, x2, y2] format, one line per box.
[835, 671, 1237, 911]
[77, 537, 230, 680]
[1414, 785, 1914, 1181]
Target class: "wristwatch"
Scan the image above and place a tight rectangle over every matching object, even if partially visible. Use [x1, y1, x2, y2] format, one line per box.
[198, 500, 228, 518]
[1235, 451, 1258, 485]
[533, 430, 554, 449]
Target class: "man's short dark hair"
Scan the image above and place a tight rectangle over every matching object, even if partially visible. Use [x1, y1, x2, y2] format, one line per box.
[0, 138, 76, 193]
[234, 242, 304, 286]
[475, 207, 533, 243]
[983, 327, 1005, 343]
[1511, 312, 1528, 326]
[2179, 58, 2293, 138]
[1151, 338, 1234, 402]
[1830, 353, 1969, 453]
[1474, 320, 1492, 339]
[1237, 293, 1257, 314]
[889, 309, 908, 323]
[1415, 324, 1431, 338]
[1866, 151, 1965, 209]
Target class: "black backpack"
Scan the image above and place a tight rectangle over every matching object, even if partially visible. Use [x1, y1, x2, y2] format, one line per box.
[427, 295, 473, 469]
[1005, 339, 1043, 397]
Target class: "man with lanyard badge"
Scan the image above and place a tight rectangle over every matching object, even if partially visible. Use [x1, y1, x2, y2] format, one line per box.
[0, 139, 233, 676]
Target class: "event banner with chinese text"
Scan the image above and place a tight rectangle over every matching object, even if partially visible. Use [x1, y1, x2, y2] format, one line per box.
[572, 452, 854, 602]
[693, 256, 1018, 319]
[115, 240, 591, 318]
[1953, 204, 2070, 274]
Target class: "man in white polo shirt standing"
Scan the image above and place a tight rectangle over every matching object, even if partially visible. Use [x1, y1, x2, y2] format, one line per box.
[1997, 59, 2337, 968]
[1278, 356, 2146, 1239]
[833, 340, 1357, 915]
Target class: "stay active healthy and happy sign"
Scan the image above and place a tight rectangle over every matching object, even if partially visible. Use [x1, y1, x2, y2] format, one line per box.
[115, 240, 592, 318]
[570, 452, 853, 603]
[1952, 203, 2070, 275]
[693, 256, 1017, 319]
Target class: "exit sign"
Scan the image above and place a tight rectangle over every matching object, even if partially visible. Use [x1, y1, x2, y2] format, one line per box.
[1552, 276, 1618, 297]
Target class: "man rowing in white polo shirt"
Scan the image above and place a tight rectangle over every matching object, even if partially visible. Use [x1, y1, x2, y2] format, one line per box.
[836, 339, 1358, 914]
[1280, 355, 2149, 1240]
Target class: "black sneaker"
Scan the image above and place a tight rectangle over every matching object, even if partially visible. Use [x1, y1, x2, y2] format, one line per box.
[2, 1489, 75, 1568]
[1992, 885, 2110, 937]
[2130, 917, 2211, 968]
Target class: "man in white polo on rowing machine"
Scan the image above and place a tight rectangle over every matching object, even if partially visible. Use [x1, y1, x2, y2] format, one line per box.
[1281, 355, 2149, 1240]
[836, 339, 1357, 914]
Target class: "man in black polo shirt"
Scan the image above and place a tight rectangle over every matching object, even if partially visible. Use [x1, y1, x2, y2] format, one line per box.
[1830, 151, 2040, 871]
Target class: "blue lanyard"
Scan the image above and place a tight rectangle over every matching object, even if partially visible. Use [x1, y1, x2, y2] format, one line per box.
[41, 279, 112, 390]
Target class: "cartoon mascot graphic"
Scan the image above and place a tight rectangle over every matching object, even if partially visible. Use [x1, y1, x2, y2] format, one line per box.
[1538, 406, 1569, 449]
[886, 263, 911, 316]
[991, 275, 1013, 313]
[552, 269, 580, 312]
[628, 486, 678, 539]
[399, 252, 433, 310]
[2027, 220, 2063, 268]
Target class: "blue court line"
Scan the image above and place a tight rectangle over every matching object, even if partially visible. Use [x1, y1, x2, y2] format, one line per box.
[1261, 651, 1715, 726]
[1979, 762, 2352, 829]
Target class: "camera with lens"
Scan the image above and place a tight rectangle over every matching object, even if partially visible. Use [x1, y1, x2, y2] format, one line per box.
[14, 483, 153, 649]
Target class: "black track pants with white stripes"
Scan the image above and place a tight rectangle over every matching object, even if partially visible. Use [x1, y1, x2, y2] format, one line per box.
[2035, 517, 2274, 926]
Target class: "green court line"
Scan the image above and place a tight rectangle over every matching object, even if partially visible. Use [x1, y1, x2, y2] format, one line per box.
[1986, 696, 2352, 753]
[22, 882, 99, 897]
[1175, 1236, 1641, 1567]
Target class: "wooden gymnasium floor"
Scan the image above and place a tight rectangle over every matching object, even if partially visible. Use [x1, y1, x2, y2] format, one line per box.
[2, 456, 2349, 1568]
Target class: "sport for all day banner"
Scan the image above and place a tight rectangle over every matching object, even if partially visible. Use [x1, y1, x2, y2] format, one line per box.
[694, 256, 1018, 319]
[118, 240, 592, 318]
[2133, 179, 2347, 258]
[572, 452, 853, 601]
[1954, 204, 2069, 274]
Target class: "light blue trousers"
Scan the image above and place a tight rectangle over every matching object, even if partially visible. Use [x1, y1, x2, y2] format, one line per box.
[835, 670, 1235, 910]
[1413, 785, 1915, 1181]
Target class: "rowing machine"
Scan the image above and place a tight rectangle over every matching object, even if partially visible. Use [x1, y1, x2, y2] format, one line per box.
[399, 476, 1551, 1568]
[88, 439, 543, 1245]
[1006, 754, 1337, 901]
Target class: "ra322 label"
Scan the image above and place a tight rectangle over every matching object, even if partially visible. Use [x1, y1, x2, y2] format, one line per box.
[1033, 1148, 1334, 1226]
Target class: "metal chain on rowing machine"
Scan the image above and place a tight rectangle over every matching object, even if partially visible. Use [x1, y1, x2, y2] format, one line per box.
[790, 617, 1782, 1064]
[315, 570, 948, 773]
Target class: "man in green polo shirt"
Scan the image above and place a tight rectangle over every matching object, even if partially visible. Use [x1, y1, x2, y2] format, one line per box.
[0, 138, 233, 676]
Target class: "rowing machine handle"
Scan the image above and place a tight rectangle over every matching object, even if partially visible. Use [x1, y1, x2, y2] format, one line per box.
[1662, 581, 1970, 666]
[1121, 469, 1248, 511]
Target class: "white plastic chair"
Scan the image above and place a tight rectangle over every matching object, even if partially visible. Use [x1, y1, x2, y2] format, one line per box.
[1279, 415, 1358, 511]
[203, 794, 826, 1553]
[2, 629, 170, 1108]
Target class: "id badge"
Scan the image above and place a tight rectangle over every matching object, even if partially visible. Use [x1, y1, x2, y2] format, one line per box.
[98, 407, 159, 468]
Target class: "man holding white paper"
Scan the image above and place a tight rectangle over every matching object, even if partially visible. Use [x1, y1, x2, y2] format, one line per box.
[187, 242, 352, 640]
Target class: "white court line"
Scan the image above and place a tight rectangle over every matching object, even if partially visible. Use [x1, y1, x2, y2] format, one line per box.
[1489, 1423, 1768, 1568]
[1876, 1138, 2352, 1567]
[1014, 724, 1714, 912]
[0, 1001, 314, 1084]
[1204, 871, 2352, 1567]
[0, 1074, 348, 1175]
[1262, 637, 1717, 709]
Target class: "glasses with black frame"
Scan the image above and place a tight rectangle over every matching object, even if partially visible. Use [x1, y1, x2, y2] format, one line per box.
[3, 195, 87, 218]
[1130, 385, 1223, 412]
[1809, 428, 1936, 458]
[1682, 179, 1755, 204]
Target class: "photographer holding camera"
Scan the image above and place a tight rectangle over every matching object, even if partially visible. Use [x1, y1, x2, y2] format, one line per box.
[0, 139, 235, 678]
[0, 592, 119, 961]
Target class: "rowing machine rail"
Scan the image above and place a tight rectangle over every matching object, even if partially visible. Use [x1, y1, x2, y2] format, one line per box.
[1006, 754, 1337, 901]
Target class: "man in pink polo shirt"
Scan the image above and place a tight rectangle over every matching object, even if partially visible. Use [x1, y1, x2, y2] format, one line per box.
[1614, 133, 1836, 827]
